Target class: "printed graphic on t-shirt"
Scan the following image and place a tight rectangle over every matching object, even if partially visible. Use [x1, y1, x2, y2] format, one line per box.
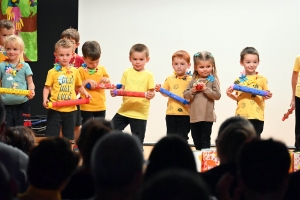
[57, 74, 74, 100]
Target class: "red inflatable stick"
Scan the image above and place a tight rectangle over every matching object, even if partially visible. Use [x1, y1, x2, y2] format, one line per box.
[86, 83, 123, 90]
[113, 90, 146, 98]
[48, 98, 90, 108]
[282, 107, 294, 121]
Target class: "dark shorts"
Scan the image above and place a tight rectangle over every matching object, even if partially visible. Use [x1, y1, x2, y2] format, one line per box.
[5, 101, 30, 128]
[81, 110, 106, 125]
[75, 105, 82, 126]
[45, 109, 76, 140]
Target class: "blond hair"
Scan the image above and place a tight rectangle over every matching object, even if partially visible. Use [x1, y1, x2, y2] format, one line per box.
[4, 35, 24, 53]
[54, 39, 74, 52]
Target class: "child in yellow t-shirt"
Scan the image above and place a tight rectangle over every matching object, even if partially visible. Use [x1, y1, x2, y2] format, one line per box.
[79, 41, 110, 124]
[110, 43, 155, 144]
[226, 47, 272, 137]
[155, 50, 192, 141]
[43, 39, 91, 140]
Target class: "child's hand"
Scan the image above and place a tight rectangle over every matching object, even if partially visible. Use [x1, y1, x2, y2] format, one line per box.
[291, 97, 295, 109]
[264, 90, 272, 100]
[146, 90, 155, 100]
[226, 86, 234, 96]
[84, 92, 92, 99]
[88, 80, 98, 89]
[110, 89, 116, 97]
[43, 99, 49, 109]
[195, 82, 205, 91]
[27, 90, 35, 99]
[191, 86, 198, 94]
[154, 84, 161, 92]
[100, 77, 110, 83]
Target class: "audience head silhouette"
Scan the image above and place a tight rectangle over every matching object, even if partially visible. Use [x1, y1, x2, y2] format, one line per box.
[91, 131, 144, 200]
[216, 116, 256, 164]
[0, 161, 17, 200]
[27, 137, 79, 190]
[77, 117, 112, 168]
[238, 138, 290, 200]
[138, 169, 211, 200]
[143, 135, 197, 182]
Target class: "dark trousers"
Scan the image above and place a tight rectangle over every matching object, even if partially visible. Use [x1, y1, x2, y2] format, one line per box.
[112, 113, 147, 144]
[5, 101, 30, 129]
[190, 121, 213, 150]
[81, 110, 106, 125]
[248, 119, 264, 138]
[165, 115, 190, 141]
[45, 109, 76, 140]
[295, 96, 300, 150]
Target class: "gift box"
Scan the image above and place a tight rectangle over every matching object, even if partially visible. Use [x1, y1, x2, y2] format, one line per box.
[192, 150, 202, 172]
[201, 149, 220, 172]
[293, 152, 300, 172]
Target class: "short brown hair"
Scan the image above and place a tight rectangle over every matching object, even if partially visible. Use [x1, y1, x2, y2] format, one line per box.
[129, 43, 149, 57]
[54, 38, 74, 52]
[82, 41, 101, 61]
[60, 28, 80, 43]
[240, 47, 259, 61]
[172, 50, 190, 63]
[0, 19, 14, 30]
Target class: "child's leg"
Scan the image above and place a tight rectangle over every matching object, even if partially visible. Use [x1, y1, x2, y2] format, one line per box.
[73, 106, 82, 144]
[45, 109, 62, 137]
[61, 110, 76, 141]
[295, 96, 300, 151]
[111, 113, 129, 131]
[129, 118, 147, 144]
[191, 122, 203, 150]
[175, 115, 190, 141]
[248, 119, 264, 138]
[4, 105, 14, 128]
[16, 101, 30, 127]
[199, 121, 213, 149]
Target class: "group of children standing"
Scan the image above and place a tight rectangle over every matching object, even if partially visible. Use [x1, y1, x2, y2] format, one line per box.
[9, 18, 300, 151]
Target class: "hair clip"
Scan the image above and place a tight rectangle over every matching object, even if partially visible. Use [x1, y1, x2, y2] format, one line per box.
[194, 52, 200, 57]
[209, 53, 213, 58]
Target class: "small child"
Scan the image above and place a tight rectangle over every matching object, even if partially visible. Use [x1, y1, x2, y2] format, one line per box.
[226, 47, 272, 137]
[0, 35, 35, 128]
[56, 28, 84, 147]
[155, 50, 192, 141]
[290, 54, 300, 151]
[110, 43, 155, 144]
[183, 51, 221, 150]
[0, 19, 15, 61]
[43, 39, 91, 140]
[79, 41, 110, 124]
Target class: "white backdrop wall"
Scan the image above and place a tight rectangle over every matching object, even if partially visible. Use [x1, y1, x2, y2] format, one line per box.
[79, 0, 300, 146]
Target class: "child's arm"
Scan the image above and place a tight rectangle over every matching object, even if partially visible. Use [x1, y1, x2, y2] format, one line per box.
[82, 79, 98, 89]
[183, 81, 197, 101]
[26, 75, 35, 99]
[291, 70, 299, 108]
[76, 85, 92, 99]
[43, 86, 50, 108]
[203, 81, 221, 100]
[146, 89, 155, 100]
[226, 86, 238, 101]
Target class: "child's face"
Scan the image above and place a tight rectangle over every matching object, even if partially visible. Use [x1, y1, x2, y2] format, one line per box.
[5, 42, 22, 63]
[0, 28, 14, 46]
[84, 57, 99, 69]
[195, 60, 213, 78]
[54, 47, 73, 67]
[172, 57, 190, 76]
[240, 54, 259, 75]
[129, 51, 149, 72]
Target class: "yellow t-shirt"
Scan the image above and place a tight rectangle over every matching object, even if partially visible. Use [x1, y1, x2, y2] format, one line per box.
[234, 74, 268, 121]
[79, 66, 109, 111]
[162, 74, 191, 115]
[293, 55, 300, 98]
[45, 66, 82, 112]
[117, 67, 155, 120]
